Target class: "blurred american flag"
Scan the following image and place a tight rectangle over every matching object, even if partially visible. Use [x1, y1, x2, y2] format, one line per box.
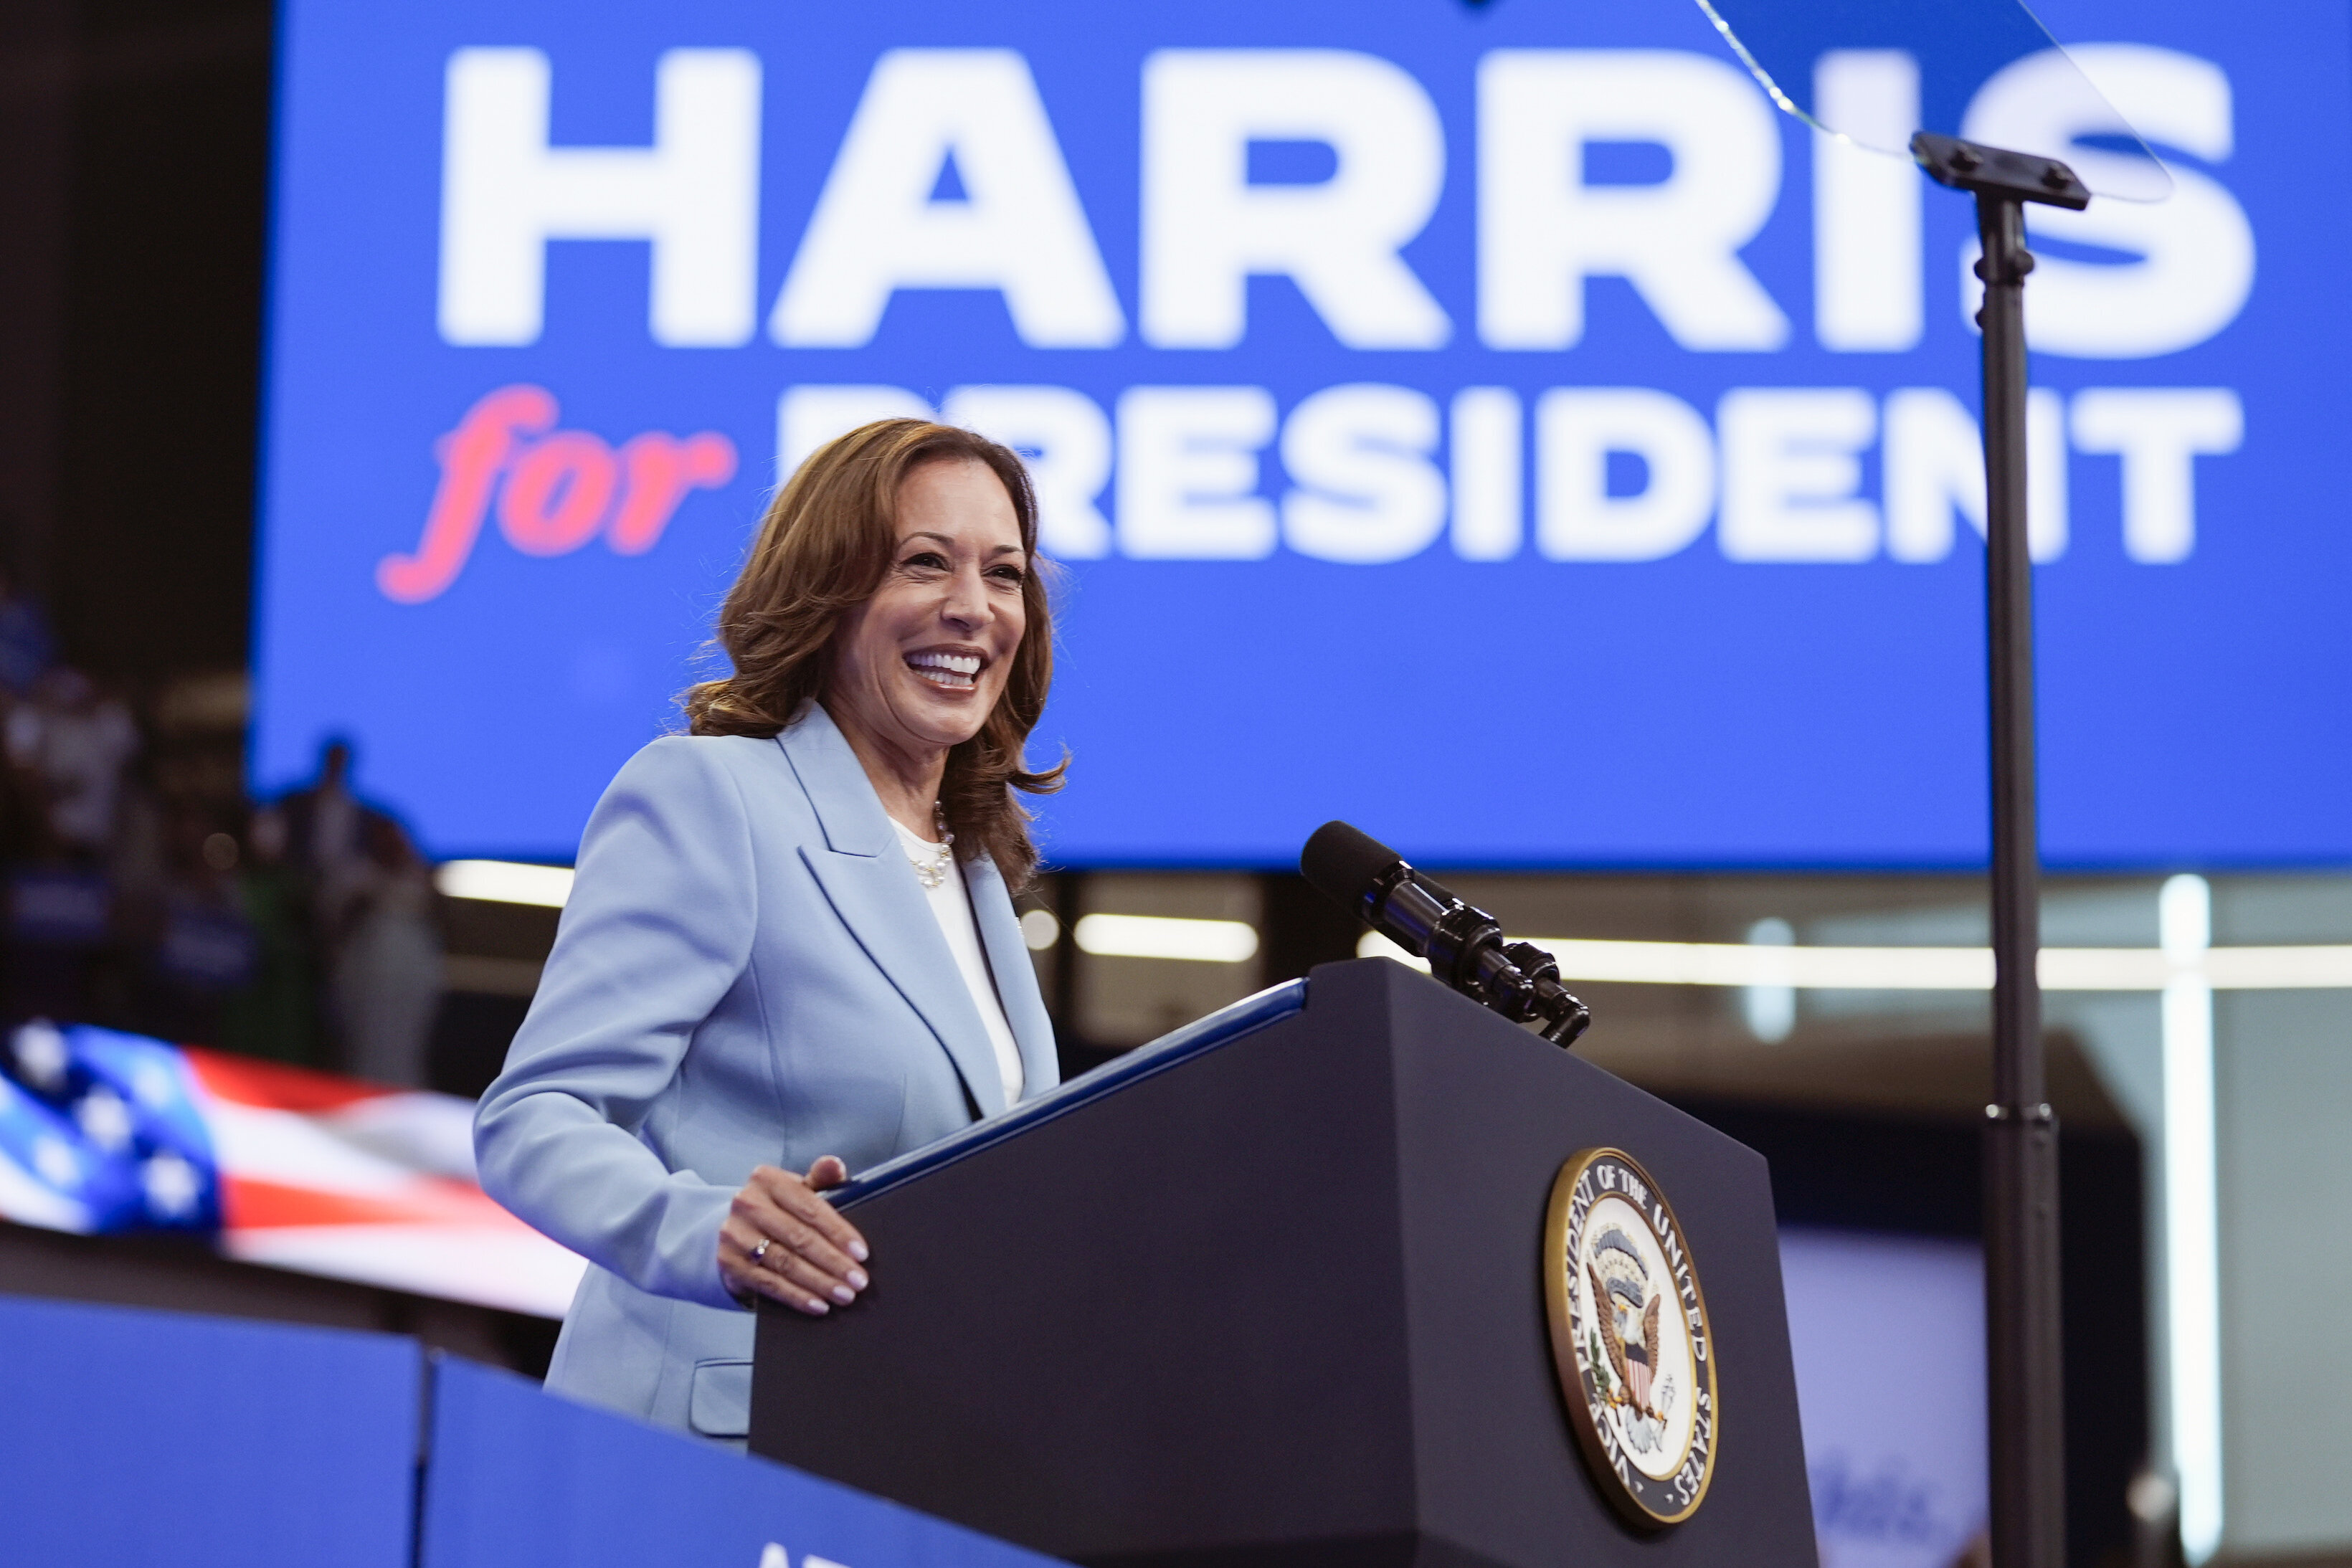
[0, 1020, 583, 1318]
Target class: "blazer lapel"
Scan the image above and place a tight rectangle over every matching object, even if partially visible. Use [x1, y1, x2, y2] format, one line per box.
[777, 706, 1007, 1118]
[964, 852, 1060, 1099]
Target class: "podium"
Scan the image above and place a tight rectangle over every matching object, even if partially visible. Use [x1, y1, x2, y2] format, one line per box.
[750, 959, 1816, 1568]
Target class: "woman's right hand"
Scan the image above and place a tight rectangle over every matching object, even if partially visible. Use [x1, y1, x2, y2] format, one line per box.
[718, 1156, 871, 1315]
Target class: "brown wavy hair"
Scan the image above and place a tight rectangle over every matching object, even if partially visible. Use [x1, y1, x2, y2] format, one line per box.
[681, 419, 1064, 887]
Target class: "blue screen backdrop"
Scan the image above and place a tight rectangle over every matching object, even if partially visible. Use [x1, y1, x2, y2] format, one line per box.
[251, 0, 2352, 868]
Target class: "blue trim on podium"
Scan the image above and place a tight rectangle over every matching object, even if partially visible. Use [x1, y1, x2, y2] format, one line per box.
[828, 978, 1309, 1210]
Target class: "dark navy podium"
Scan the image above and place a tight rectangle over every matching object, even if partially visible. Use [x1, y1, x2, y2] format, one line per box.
[749, 958, 1816, 1568]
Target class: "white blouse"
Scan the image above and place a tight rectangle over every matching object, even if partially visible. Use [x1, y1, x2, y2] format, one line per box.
[892, 818, 1025, 1106]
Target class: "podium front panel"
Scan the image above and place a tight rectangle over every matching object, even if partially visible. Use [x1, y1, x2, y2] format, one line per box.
[752, 959, 1816, 1568]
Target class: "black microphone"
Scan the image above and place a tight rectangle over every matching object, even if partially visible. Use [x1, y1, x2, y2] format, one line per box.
[1300, 821, 1591, 1047]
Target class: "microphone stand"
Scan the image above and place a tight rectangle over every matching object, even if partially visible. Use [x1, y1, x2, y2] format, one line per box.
[1912, 132, 2083, 1568]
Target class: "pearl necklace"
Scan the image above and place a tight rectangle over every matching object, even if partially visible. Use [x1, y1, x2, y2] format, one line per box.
[904, 807, 955, 890]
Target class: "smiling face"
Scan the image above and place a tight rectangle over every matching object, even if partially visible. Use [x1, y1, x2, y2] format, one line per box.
[826, 457, 1030, 768]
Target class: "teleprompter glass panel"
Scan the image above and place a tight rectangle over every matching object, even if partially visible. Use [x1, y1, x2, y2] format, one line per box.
[1690, 0, 2173, 199]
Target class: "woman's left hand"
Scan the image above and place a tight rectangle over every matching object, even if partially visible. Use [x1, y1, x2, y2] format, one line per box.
[719, 1156, 872, 1314]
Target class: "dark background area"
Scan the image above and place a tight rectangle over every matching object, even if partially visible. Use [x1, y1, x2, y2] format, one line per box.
[1682, 1096, 2148, 1568]
[0, 0, 270, 690]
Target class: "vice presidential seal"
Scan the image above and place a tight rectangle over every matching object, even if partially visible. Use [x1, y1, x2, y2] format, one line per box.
[1542, 1148, 1719, 1528]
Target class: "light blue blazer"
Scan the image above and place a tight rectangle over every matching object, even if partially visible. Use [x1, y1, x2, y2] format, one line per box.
[473, 703, 1058, 1438]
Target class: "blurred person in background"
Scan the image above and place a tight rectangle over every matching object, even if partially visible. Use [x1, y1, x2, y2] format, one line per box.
[268, 738, 443, 1085]
[0, 567, 54, 698]
[273, 738, 366, 933]
[7, 667, 138, 863]
[0, 566, 58, 870]
[1, 667, 138, 1025]
[329, 811, 442, 1086]
[217, 807, 321, 1066]
[124, 798, 260, 1046]
[0, 724, 77, 1023]
[475, 420, 1062, 1439]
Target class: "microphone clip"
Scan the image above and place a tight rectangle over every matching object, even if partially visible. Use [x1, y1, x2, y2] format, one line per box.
[1358, 860, 1591, 1048]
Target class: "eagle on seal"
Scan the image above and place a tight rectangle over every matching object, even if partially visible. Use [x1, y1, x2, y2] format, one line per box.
[1587, 1226, 1663, 1417]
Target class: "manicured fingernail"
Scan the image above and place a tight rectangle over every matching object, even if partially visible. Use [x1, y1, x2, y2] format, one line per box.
[805, 1298, 829, 1316]
[847, 1269, 869, 1291]
[849, 1241, 869, 1263]
[831, 1285, 855, 1304]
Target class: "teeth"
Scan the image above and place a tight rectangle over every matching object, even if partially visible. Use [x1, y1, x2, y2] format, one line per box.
[908, 651, 980, 690]
[908, 652, 982, 675]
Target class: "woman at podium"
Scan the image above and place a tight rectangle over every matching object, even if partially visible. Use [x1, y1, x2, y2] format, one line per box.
[474, 419, 1064, 1439]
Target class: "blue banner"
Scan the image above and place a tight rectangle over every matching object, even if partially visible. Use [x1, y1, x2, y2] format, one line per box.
[0, 1294, 418, 1568]
[251, 0, 2352, 867]
[420, 1357, 1069, 1568]
[0, 1295, 1072, 1568]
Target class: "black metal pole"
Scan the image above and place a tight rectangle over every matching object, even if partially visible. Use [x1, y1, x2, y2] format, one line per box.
[1975, 187, 2067, 1568]
[1910, 128, 2083, 1568]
